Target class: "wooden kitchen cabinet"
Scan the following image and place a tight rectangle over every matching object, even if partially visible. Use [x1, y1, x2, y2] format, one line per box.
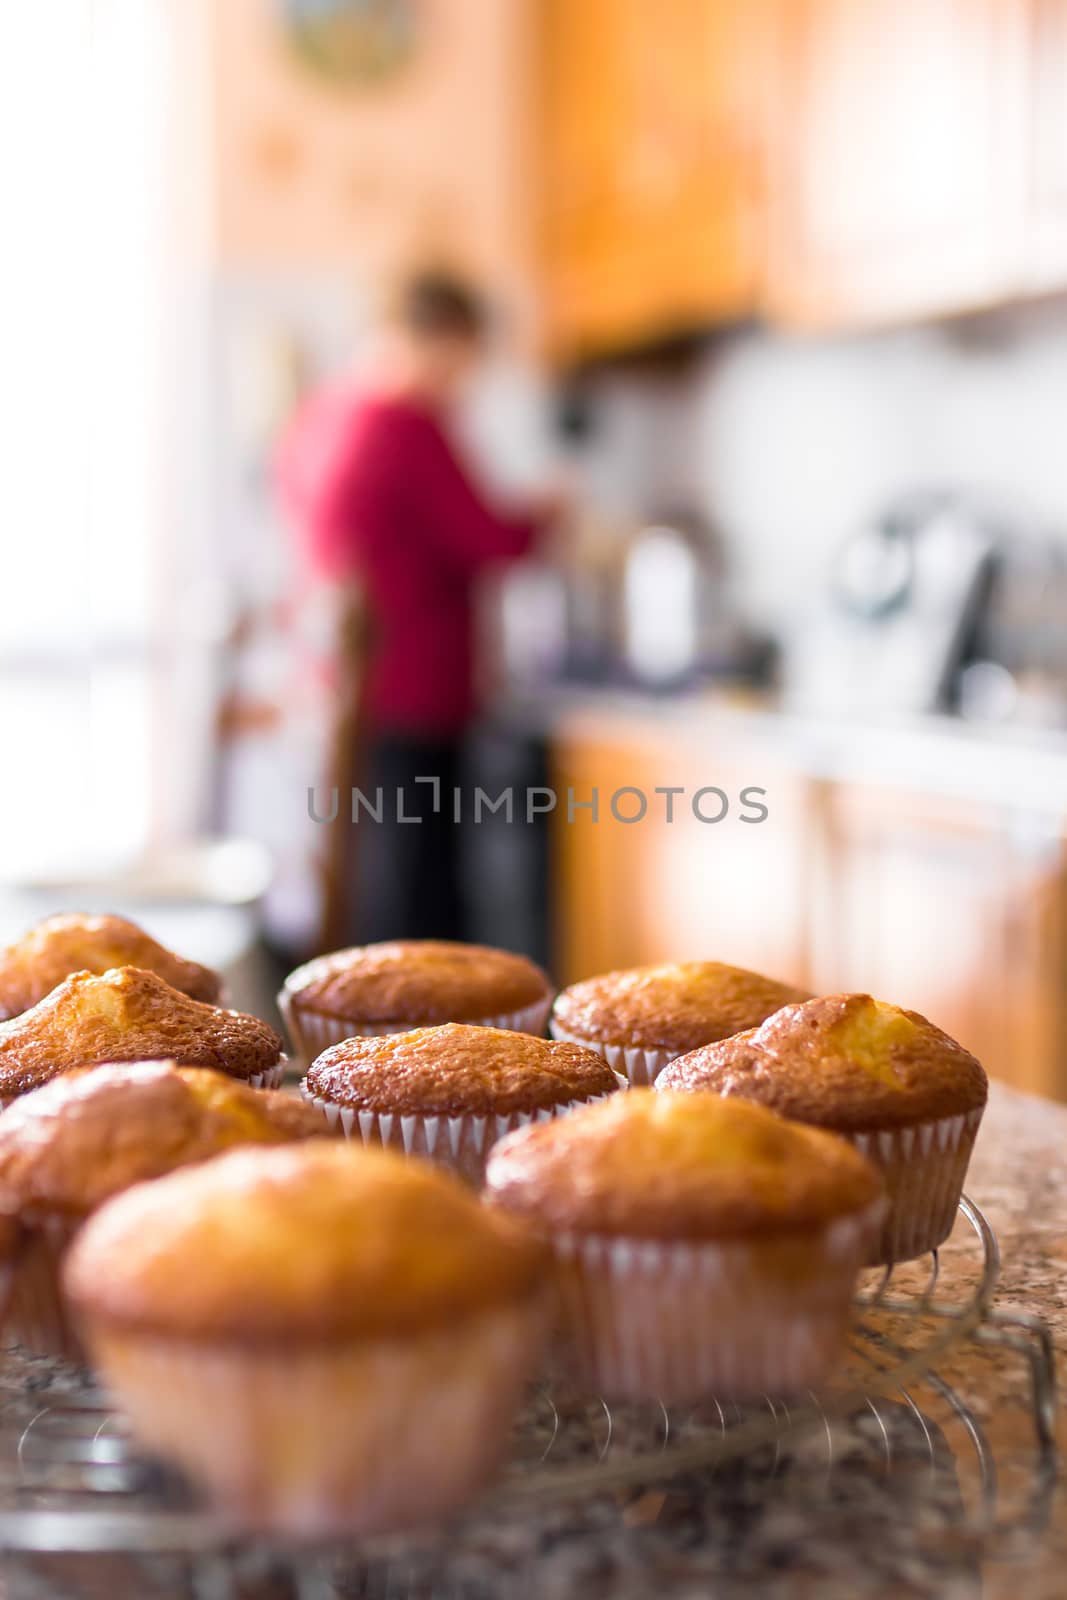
[550, 722, 812, 989]
[1023, 0, 1067, 288]
[764, 0, 1067, 327]
[535, 0, 770, 358]
[551, 718, 1067, 1099]
[765, 0, 1015, 328]
[535, 0, 1067, 348]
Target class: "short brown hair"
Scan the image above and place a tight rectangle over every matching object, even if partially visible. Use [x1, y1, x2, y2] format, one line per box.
[399, 270, 489, 341]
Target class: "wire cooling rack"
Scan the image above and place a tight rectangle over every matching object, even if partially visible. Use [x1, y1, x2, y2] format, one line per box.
[0, 1195, 1056, 1597]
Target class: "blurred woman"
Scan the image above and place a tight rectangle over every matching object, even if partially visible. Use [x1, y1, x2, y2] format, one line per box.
[277, 271, 560, 945]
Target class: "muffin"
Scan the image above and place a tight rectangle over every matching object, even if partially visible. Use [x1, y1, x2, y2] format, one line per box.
[0, 1060, 330, 1361]
[301, 1022, 623, 1183]
[657, 994, 988, 1263]
[0, 967, 285, 1105]
[281, 940, 554, 1068]
[65, 1143, 550, 1535]
[550, 961, 810, 1086]
[485, 1089, 884, 1404]
[0, 913, 221, 1020]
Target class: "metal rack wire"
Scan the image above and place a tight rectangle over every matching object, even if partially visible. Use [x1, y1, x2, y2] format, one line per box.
[491, 1196, 1056, 1515]
[0, 1194, 1055, 1585]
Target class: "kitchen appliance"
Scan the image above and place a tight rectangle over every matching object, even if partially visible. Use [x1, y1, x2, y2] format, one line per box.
[621, 516, 720, 687]
[960, 537, 1067, 728]
[615, 509, 775, 689]
[790, 490, 999, 717]
[487, 509, 627, 690]
[489, 502, 776, 697]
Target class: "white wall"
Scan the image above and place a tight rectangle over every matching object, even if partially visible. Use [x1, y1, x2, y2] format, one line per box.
[582, 301, 1067, 638]
[211, 0, 535, 325]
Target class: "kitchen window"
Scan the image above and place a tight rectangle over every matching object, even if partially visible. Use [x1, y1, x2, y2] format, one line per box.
[0, 0, 210, 883]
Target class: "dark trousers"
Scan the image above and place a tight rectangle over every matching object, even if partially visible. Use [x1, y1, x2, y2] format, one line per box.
[353, 733, 466, 944]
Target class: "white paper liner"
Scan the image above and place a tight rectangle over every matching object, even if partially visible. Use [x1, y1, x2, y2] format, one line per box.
[82, 1297, 548, 1537]
[846, 1104, 984, 1263]
[247, 1058, 287, 1091]
[299, 1078, 626, 1186]
[548, 1199, 884, 1404]
[548, 1019, 678, 1087]
[280, 989, 553, 1070]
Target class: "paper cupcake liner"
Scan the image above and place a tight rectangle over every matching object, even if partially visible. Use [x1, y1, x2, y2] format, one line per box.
[280, 990, 553, 1071]
[547, 1200, 884, 1404]
[847, 1105, 984, 1264]
[83, 1297, 547, 1538]
[548, 1020, 676, 1087]
[299, 1079, 625, 1186]
[2, 1216, 86, 1364]
[247, 1058, 287, 1091]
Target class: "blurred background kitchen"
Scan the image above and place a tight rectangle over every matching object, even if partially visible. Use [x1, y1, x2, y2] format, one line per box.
[6, 0, 1067, 1097]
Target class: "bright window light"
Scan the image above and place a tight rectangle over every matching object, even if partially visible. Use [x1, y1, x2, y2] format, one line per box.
[0, 2, 172, 878]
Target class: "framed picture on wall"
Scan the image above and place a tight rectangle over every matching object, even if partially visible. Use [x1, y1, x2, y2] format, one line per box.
[281, 0, 418, 85]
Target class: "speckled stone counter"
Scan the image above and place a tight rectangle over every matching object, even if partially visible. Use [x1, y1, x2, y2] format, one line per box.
[1, 1082, 1064, 1600]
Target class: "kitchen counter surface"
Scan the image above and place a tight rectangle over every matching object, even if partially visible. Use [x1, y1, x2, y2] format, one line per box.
[501, 684, 1067, 815]
[3, 1083, 1064, 1599]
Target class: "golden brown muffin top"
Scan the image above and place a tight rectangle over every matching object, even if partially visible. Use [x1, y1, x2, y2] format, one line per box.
[0, 1061, 330, 1221]
[657, 994, 989, 1132]
[305, 1023, 619, 1116]
[65, 1143, 549, 1343]
[0, 914, 220, 1020]
[284, 940, 551, 1023]
[0, 968, 283, 1098]
[485, 1089, 883, 1240]
[551, 962, 810, 1053]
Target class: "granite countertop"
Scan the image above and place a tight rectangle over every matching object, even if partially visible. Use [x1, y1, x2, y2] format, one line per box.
[2, 1082, 1065, 1600]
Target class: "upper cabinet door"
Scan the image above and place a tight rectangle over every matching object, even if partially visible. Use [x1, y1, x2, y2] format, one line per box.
[1024, 0, 1067, 287]
[536, 0, 770, 359]
[535, 0, 1067, 352]
[766, 0, 1015, 329]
